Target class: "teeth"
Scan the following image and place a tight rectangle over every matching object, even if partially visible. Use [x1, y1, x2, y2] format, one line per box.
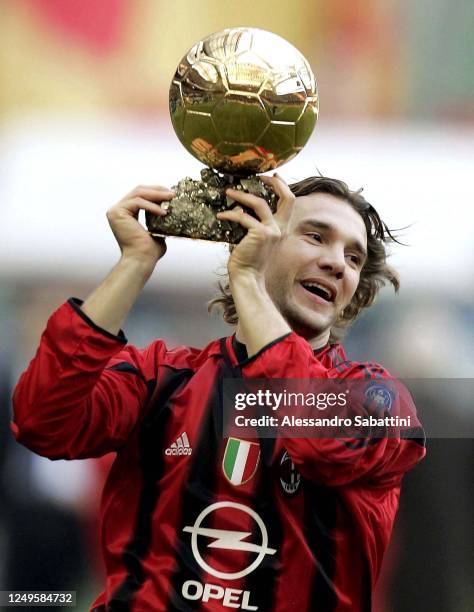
[302, 282, 332, 300]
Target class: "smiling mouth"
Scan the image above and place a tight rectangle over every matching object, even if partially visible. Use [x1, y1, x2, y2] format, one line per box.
[300, 282, 334, 303]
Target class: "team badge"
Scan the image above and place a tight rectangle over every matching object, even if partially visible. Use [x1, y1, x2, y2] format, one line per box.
[222, 438, 260, 486]
[279, 450, 301, 495]
[364, 382, 394, 413]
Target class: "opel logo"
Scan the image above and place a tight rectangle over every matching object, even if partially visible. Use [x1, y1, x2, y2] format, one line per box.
[183, 501, 277, 580]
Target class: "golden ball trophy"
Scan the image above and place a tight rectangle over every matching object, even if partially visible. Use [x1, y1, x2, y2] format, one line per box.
[146, 27, 319, 243]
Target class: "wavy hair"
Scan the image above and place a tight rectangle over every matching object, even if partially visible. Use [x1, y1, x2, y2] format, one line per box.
[208, 175, 400, 342]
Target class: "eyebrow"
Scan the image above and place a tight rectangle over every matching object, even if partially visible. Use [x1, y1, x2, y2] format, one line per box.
[297, 219, 368, 259]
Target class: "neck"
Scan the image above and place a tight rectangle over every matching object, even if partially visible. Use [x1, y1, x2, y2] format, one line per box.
[235, 323, 330, 350]
[307, 330, 331, 350]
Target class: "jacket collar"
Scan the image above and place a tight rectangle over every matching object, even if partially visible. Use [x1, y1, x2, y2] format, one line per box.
[222, 333, 347, 369]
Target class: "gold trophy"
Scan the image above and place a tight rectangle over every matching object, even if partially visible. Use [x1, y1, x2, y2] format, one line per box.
[146, 27, 319, 243]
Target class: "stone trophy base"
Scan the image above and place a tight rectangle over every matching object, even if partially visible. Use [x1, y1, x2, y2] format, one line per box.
[145, 168, 277, 244]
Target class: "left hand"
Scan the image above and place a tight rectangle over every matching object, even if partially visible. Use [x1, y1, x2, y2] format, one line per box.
[216, 173, 295, 282]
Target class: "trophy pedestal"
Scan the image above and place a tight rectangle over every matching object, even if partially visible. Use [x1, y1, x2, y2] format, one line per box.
[146, 168, 277, 244]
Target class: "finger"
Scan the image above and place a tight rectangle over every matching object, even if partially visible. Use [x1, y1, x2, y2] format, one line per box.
[259, 173, 292, 199]
[216, 207, 262, 231]
[132, 197, 170, 216]
[131, 186, 176, 202]
[132, 184, 174, 192]
[260, 173, 294, 224]
[225, 188, 273, 224]
[112, 197, 169, 218]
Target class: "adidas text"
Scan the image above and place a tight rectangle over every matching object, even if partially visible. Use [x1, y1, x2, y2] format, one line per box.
[166, 447, 192, 456]
[165, 432, 192, 456]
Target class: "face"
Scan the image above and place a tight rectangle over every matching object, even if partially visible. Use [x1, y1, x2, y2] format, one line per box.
[264, 193, 368, 346]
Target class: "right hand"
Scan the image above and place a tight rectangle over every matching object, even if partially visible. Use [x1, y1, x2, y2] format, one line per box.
[106, 185, 175, 265]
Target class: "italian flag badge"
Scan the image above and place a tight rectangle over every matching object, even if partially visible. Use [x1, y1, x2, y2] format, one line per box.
[223, 438, 261, 486]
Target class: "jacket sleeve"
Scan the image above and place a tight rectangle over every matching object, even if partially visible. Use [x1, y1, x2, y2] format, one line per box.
[241, 332, 426, 486]
[11, 299, 164, 460]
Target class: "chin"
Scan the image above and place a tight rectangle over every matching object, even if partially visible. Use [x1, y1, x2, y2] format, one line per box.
[269, 290, 335, 340]
[283, 306, 333, 340]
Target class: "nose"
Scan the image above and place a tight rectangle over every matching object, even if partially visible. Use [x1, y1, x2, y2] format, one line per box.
[317, 248, 345, 279]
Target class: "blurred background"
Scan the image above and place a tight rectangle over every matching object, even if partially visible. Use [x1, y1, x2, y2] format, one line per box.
[0, 0, 473, 610]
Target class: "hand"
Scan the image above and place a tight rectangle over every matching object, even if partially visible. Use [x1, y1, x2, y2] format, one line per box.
[106, 185, 175, 266]
[216, 173, 295, 283]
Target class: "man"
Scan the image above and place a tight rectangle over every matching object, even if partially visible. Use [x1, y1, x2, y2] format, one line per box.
[12, 174, 425, 611]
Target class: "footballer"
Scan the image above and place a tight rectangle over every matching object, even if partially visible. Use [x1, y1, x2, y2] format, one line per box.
[12, 174, 425, 611]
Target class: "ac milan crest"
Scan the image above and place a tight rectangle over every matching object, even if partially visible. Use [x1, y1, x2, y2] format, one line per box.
[279, 450, 301, 495]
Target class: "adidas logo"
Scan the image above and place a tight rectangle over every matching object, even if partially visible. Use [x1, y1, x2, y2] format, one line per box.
[165, 432, 193, 456]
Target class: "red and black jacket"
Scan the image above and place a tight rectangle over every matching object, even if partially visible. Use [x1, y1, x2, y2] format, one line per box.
[12, 299, 425, 611]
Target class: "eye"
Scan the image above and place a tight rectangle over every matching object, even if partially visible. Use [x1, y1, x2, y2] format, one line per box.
[306, 233, 322, 243]
[347, 253, 361, 267]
